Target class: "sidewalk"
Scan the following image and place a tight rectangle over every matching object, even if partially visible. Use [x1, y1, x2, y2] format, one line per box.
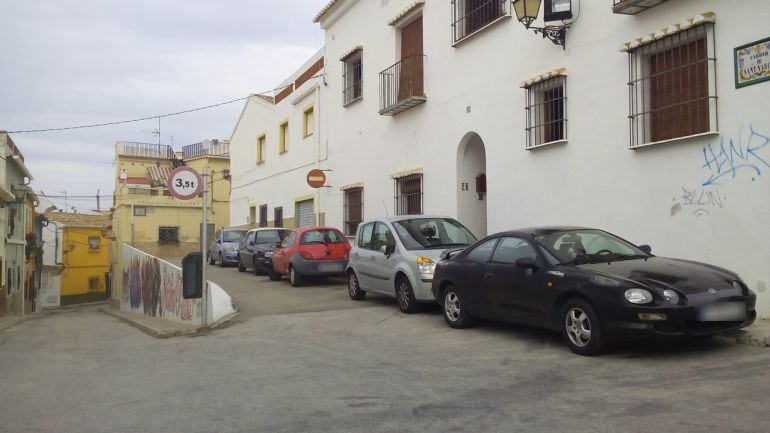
[98, 306, 240, 339]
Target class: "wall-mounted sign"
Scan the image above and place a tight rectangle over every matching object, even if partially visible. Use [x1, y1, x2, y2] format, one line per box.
[167, 166, 202, 200]
[734, 37, 770, 88]
[306, 169, 326, 188]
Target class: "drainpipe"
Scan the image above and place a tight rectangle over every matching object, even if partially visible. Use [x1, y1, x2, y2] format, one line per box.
[130, 204, 135, 243]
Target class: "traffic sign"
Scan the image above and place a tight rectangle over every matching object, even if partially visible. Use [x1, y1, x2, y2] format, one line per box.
[306, 169, 326, 188]
[167, 166, 203, 200]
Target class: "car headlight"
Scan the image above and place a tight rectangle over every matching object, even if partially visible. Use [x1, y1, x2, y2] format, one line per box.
[224, 245, 235, 252]
[625, 288, 653, 304]
[264, 251, 273, 257]
[663, 289, 679, 304]
[416, 256, 436, 275]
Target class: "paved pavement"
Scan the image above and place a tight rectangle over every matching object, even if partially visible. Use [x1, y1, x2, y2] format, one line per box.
[2, 301, 770, 433]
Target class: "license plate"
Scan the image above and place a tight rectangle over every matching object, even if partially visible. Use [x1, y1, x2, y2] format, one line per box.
[318, 262, 343, 272]
[697, 302, 746, 321]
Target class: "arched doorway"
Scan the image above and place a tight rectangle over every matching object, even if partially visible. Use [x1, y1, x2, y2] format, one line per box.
[456, 132, 487, 238]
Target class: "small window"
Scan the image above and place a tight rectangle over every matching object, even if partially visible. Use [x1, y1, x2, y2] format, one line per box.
[302, 106, 315, 138]
[342, 49, 363, 106]
[249, 206, 257, 225]
[88, 277, 100, 292]
[88, 236, 100, 251]
[133, 206, 147, 216]
[259, 204, 268, 227]
[465, 238, 498, 263]
[524, 75, 567, 148]
[343, 187, 363, 236]
[626, 23, 716, 147]
[394, 174, 422, 215]
[274, 207, 283, 228]
[357, 222, 375, 250]
[279, 120, 289, 153]
[451, 0, 509, 44]
[256, 134, 266, 164]
[158, 226, 179, 244]
[491, 237, 537, 264]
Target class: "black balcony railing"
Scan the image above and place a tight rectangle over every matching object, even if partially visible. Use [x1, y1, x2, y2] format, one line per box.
[451, 0, 510, 44]
[379, 54, 426, 116]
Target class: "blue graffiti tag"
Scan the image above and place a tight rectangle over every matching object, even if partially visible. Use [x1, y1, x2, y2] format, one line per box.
[701, 124, 770, 186]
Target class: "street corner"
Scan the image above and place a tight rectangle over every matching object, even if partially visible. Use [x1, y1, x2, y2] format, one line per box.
[98, 306, 201, 339]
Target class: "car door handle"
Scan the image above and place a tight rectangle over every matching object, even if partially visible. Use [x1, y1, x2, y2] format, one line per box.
[484, 273, 494, 279]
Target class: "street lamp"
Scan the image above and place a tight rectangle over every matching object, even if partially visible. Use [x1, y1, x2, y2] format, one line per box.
[512, 0, 572, 49]
[0, 185, 28, 208]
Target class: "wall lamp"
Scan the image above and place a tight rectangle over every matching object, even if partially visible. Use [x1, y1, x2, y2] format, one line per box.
[512, 0, 573, 49]
[0, 186, 28, 208]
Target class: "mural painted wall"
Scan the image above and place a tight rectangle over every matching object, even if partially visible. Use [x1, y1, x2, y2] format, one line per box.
[120, 244, 235, 326]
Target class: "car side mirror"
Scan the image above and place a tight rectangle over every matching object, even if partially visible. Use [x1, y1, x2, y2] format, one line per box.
[216, 239, 222, 244]
[379, 244, 395, 255]
[515, 257, 539, 270]
[249, 240, 255, 246]
[275, 242, 282, 248]
[638, 245, 652, 255]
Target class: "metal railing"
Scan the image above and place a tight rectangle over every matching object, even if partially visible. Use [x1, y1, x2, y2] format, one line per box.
[117, 141, 174, 159]
[379, 54, 426, 116]
[451, 0, 510, 44]
[181, 140, 230, 158]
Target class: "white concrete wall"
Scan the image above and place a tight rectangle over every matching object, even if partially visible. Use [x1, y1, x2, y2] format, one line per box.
[315, 0, 770, 316]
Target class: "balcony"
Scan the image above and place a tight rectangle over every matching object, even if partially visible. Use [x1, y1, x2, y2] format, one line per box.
[117, 141, 175, 159]
[612, 0, 671, 15]
[181, 139, 230, 159]
[379, 54, 427, 116]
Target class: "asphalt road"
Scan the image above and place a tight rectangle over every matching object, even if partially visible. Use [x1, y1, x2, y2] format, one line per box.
[2, 270, 769, 433]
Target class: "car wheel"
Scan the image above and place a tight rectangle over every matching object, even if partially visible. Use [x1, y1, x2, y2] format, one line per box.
[208, 252, 215, 265]
[289, 265, 303, 287]
[441, 286, 472, 328]
[347, 270, 366, 301]
[253, 258, 262, 276]
[560, 298, 608, 356]
[219, 253, 225, 268]
[395, 276, 419, 314]
[237, 256, 246, 272]
[267, 265, 281, 281]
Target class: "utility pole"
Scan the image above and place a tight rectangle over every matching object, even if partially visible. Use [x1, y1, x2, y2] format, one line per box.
[96, 189, 100, 212]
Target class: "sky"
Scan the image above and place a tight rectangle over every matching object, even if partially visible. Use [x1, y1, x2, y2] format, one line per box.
[1, 0, 329, 213]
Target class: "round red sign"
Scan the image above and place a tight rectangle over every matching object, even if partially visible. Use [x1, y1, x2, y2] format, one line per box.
[167, 166, 203, 200]
[306, 169, 326, 188]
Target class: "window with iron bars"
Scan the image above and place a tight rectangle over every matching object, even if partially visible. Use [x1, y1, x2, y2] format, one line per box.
[626, 23, 716, 148]
[394, 174, 423, 215]
[343, 187, 363, 236]
[259, 204, 268, 227]
[451, 0, 509, 44]
[524, 75, 567, 148]
[342, 49, 363, 106]
[158, 226, 179, 244]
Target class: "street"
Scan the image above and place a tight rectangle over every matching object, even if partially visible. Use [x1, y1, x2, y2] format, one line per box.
[1, 269, 769, 433]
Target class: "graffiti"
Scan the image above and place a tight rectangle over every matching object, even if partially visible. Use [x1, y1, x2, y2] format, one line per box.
[162, 265, 195, 321]
[129, 256, 141, 309]
[702, 124, 770, 186]
[121, 269, 130, 305]
[671, 187, 725, 217]
[141, 256, 161, 317]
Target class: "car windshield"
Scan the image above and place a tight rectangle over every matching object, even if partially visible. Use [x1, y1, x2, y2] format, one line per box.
[391, 218, 477, 250]
[223, 230, 247, 242]
[255, 229, 288, 244]
[300, 229, 346, 244]
[533, 229, 648, 265]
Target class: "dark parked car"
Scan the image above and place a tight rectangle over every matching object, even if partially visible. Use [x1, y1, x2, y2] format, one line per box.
[208, 228, 247, 266]
[431, 227, 757, 356]
[237, 228, 290, 275]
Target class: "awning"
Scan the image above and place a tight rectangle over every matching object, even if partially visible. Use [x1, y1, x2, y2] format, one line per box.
[147, 166, 172, 184]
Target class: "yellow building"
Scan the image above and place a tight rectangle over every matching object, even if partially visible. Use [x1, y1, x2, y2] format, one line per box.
[44, 212, 111, 305]
[110, 140, 231, 308]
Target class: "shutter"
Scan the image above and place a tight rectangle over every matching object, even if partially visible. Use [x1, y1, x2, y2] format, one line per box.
[297, 200, 315, 227]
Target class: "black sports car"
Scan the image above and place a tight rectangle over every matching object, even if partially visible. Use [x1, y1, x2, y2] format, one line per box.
[431, 227, 757, 356]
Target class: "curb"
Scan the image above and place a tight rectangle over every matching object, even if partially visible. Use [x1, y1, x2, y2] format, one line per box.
[98, 307, 241, 339]
[719, 329, 770, 348]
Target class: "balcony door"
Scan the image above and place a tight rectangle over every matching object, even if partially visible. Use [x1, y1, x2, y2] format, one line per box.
[398, 17, 423, 102]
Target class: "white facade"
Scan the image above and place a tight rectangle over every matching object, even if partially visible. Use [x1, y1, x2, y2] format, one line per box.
[229, 49, 327, 229]
[231, 0, 770, 316]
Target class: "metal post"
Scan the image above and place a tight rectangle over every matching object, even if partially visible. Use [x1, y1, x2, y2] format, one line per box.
[201, 166, 208, 327]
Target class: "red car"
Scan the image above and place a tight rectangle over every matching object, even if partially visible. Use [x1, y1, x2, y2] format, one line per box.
[268, 226, 351, 286]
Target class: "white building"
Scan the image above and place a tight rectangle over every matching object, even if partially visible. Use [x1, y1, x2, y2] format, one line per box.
[230, 0, 770, 316]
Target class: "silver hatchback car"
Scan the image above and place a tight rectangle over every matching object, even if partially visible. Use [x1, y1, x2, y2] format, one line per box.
[346, 215, 477, 313]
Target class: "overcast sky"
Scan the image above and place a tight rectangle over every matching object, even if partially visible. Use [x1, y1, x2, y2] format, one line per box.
[1, 0, 329, 212]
